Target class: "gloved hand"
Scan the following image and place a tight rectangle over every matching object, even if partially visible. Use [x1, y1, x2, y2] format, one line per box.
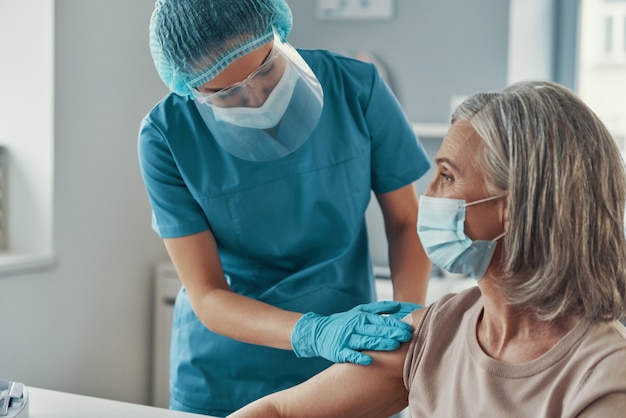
[388, 302, 423, 320]
[291, 301, 414, 365]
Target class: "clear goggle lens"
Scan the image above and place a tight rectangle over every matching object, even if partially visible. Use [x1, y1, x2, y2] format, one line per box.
[192, 46, 285, 109]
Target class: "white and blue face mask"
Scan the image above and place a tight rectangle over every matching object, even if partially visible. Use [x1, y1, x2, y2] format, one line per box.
[417, 194, 506, 280]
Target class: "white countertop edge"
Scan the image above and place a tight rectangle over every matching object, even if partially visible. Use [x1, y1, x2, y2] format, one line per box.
[27, 387, 208, 417]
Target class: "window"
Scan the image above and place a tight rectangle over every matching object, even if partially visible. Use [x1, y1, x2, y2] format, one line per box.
[0, 147, 8, 251]
[605, 16, 614, 52]
[622, 16, 626, 54]
[0, 1, 55, 274]
[576, 0, 626, 155]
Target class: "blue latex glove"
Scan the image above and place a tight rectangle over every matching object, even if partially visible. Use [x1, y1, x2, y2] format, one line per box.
[291, 301, 414, 365]
[388, 302, 424, 320]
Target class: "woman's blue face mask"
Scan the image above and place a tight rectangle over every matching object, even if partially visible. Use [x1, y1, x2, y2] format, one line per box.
[417, 194, 506, 280]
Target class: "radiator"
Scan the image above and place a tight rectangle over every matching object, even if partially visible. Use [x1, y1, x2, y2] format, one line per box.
[150, 261, 181, 408]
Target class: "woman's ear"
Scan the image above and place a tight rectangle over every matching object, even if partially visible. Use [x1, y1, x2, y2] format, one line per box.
[500, 195, 509, 232]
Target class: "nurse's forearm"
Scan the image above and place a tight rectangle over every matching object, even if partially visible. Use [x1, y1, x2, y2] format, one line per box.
[165, 232, 301, 350]
[191, 288, 301, 350]
[165, 230, 415, 355]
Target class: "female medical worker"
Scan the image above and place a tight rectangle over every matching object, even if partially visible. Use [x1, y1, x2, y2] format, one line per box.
[138, 0, 431, 415]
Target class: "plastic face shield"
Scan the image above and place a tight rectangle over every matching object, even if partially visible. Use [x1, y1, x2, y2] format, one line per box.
[192, 32, 324, 162]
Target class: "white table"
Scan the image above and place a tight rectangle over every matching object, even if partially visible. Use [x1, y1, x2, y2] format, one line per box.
[27, 387, 207, 418]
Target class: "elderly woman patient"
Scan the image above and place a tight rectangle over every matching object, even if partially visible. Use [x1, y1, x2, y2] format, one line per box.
[229, 81, 626, 417]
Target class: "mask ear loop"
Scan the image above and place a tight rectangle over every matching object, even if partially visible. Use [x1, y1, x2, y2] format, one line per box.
[464, 194, 507, 208]
[464, 194, 508, 242]
[491, 231, 506, 243]
[499, 194, 510, 242]
[493, 195, 508, 242]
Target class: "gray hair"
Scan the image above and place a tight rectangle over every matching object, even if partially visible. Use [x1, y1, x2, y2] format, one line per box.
[452, 80, 626, 322]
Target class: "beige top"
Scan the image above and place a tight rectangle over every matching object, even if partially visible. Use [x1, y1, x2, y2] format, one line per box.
[404, 287, 626, 417]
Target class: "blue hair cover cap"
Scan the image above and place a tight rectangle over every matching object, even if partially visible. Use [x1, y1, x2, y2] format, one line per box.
[149, 0, 293, 96]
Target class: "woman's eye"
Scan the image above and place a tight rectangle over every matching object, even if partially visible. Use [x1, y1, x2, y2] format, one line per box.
[213, 86, 246, 107]
[440, 171, 453, 183]
[222, 85, 244, 99]
[256, 61, 275, 78]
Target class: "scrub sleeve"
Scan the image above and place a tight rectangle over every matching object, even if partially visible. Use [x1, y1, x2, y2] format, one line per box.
[138, 49, 431, 416]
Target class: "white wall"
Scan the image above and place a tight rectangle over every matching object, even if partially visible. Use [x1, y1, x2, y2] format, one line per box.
[288, 0, 510, 124]
[0, 0, 168, 405]
[0, 1, 54, 254]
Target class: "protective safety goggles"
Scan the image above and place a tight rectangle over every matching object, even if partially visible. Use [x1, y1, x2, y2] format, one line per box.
[192, 44, 285, 109]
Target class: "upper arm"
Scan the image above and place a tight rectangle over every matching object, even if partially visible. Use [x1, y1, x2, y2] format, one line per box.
[362, 66, 430, 195]
[138, 119, 209, 238]
[376, 184, 418, 230]
[232, 347, 409, 418]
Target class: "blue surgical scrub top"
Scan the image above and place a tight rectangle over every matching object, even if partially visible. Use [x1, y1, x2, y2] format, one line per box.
[138, 49, 431, 416]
